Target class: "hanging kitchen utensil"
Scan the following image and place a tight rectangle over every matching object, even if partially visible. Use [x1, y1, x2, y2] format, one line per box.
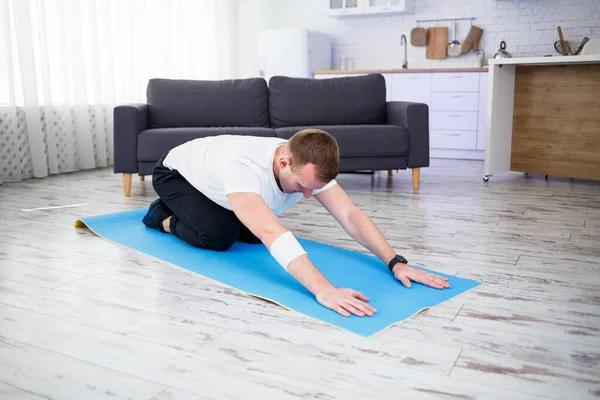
[411, 22, 426, 46]
[446, 21, 462, 57]
[426, 26, 448, 59]
[494, 41, 511, 58]
[461, 25, 484, 54]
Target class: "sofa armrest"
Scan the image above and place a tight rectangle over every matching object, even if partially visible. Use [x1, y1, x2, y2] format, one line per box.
[386, 101, 429, 168]
[113, 104, 148, 173]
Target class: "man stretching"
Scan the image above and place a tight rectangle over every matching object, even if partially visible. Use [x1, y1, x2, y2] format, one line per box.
[142, 129, 449, 318]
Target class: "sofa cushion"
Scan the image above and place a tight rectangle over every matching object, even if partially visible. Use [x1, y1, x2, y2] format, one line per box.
[268, 74, 387, 128]
[147, 78, 270, 129]
[137, 127, 276, 161]
[275, 125, 408, 158]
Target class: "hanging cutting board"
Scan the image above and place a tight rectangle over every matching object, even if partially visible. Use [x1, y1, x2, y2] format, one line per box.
[426, 27, 449, 59]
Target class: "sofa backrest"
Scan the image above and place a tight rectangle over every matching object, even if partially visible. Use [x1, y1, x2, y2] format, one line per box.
[267, 74, 387, 128]
[146, 78, 270, 128]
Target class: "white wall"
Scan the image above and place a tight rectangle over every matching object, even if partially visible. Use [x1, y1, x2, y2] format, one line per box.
[236, 0, 266, 78]
[236, 0, 600, 77]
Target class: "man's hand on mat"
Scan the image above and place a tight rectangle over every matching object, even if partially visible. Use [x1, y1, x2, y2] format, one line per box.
[392, 264, 450, 289]
[316, 287, 377, 318]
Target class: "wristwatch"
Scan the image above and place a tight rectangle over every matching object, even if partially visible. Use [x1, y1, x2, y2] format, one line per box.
[388, 254, 408, 272]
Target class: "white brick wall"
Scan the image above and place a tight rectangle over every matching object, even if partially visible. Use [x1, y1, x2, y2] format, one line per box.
[237, 0, 600, 76]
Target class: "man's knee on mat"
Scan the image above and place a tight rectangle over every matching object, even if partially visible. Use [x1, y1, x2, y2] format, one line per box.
[198, 228, 240, 252]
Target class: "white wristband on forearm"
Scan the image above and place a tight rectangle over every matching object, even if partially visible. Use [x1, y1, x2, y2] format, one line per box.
[269, 231, 307, 271]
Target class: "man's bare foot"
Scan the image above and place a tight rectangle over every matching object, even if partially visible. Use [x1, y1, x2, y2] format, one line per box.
[162, 216, 172, 233]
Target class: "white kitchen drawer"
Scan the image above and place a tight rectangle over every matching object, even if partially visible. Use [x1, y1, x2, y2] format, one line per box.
[432, 72, 480, 92]
[431, 92, 479, 111]
[430, 111, 478, 131]
[430, 130, 477, 149]
[390, 73, 431, 105]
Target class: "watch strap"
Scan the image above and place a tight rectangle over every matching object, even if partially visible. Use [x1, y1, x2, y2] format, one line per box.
[388, 254, 408, 272]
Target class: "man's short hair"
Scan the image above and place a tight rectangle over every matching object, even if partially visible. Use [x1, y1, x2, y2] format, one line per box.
[287, 128, 339, 182]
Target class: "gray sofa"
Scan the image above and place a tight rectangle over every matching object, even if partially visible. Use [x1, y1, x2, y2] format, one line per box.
[113, 73, 429, 196]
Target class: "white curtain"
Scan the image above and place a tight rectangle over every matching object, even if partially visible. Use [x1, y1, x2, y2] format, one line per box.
[0, 0, 237, 184]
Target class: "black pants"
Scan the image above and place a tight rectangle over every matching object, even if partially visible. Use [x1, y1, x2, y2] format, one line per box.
[152, 152, 262, 250]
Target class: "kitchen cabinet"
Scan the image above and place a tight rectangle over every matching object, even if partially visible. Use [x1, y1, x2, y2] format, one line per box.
[363, 0, 413, 15]
[430, 111, 478, 132]
[429, 71, 483, 156]
[314, 69, 489, 160]
[389, 73, 431, 106]
[328, 0, 413, 17]
[431, 72, 480, 92]
[430, 130, 477, 150]
[328, 0, 362, 16]
[431, 92, 479, 111]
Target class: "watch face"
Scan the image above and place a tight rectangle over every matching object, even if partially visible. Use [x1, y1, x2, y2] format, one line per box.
[395, 255, 407, 264]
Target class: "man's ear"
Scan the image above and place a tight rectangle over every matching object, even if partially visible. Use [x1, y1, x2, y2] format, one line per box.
[278, 156, 290, 169]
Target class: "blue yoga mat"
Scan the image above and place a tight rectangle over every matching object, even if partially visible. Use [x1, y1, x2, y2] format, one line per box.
[75, 208, 481, 337]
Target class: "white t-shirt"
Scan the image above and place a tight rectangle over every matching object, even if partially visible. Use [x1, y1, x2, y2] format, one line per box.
[162, 135, 337, 216]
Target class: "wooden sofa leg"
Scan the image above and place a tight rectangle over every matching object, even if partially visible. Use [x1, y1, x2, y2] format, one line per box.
[388, 169, 393, 176]
[123, 173, 132, 196]
[412, 168, 420, 191]
[139, 175, 145, 181]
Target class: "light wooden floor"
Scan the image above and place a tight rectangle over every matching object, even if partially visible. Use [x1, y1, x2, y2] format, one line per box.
[1, 158, 599, 400]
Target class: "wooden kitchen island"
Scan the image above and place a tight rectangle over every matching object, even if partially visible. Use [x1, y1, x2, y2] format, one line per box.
[484, 55, 600, 182]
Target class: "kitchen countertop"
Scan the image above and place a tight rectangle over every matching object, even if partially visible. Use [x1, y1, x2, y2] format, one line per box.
[488, 54, 600, 66]
[314, 67, 488, 74]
